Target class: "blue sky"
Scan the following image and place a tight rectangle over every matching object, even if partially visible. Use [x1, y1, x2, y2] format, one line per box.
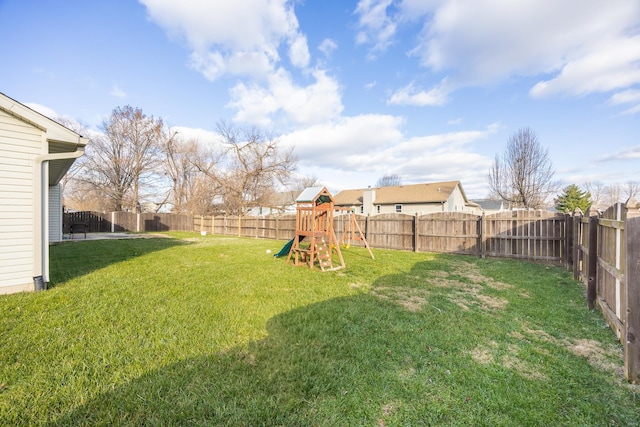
[1, 0, 639, 199]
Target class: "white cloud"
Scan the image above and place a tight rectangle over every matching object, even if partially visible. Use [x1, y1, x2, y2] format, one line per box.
[110, 85, 127, 98]
[600, 145, 640, 162]
[140, 0, 308, 79]
[280, 115, 496, 197]
[530, 35, 640, 98]
[354, 0, 398, 57]
[364, 81, 377, 90]
[387, 80, 450, 106]
[171, 126, 219, 147]
[24, 103, 59, 120]
[610, 89, 640, 106]
[608, 89, 640, 115]
[281, 114, 404, 168]
[288, 33, 310, 68]
[227, 68, 343, 127]
[318, 38, 338, 58]
[360, 0, 640, 101]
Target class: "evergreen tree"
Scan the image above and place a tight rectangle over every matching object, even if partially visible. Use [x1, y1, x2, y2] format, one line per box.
[554, 184, 592, 213]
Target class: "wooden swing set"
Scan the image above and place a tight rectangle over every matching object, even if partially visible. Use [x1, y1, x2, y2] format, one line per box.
[286, 187, 373, 271]
[335, 207, 374, 259]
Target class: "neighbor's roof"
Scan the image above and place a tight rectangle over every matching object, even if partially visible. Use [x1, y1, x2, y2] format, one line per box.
[471, 199, 505, 211]
[334, 181, 466, 205]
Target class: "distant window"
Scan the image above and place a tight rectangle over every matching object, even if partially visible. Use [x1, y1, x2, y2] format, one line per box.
[360, 206, 363, 214]
[395, 204, 402, 213]
[377, 205, 381, 213]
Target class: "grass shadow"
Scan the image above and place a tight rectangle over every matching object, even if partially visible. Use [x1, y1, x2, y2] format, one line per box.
[48, 237, 188, 288]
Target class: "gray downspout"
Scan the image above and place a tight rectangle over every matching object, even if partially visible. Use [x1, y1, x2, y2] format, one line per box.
[34, 145, 86, 290]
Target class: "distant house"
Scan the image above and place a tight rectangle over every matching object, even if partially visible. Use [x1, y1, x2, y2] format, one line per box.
[247, 191, 298, 216]
[471, 199, 508, 214]
[0, 93, 88, 294]
[334, 181, 482, 215]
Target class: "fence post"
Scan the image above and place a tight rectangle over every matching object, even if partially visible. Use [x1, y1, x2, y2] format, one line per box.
[565, 214, 573, 270]
[480, 214, 486, 258]
[572, 212, 581, 280]
[413, 213, 419, 252]
[477, 215, 483, 258]
[587, 215, 598, 310]
[365, 215, 371, 242]
[625, 215, 640, 383]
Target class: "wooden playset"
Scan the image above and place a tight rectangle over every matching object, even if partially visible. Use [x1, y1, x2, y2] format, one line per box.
[284, 187, 373, 271]
[285, 187, 344, 271]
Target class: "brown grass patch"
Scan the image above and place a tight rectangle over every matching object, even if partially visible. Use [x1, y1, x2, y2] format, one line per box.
[373, 258, 514, 312]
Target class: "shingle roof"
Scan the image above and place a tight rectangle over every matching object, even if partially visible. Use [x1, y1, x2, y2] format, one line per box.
[334, 181, 466, 205]
[471, 199, 504, 211]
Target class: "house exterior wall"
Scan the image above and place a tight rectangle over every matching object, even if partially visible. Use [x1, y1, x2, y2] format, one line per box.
[374, 202, 445, 215]
[446, 186, 481, 214]
[363, 188, 376, 215]
[0, 109, 42, 294]
[49, 184, 63, 243]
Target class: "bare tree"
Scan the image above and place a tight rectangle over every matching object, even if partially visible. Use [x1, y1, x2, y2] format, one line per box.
[487, 127, 557, 209]
[623, 181, 639, 202]
[583, 182, 606, 208]
[80, 106, 164, 212]
[289, 175, 322, 192]
[602, 184, 622, 207]
[376, 174, 402, 187]
[222, 122, 296, 215]
[163, 131, 223, 214]
[195, 121, 297, 215]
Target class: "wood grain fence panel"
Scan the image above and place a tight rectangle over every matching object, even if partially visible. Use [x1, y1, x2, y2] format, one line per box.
[597, 203, 627, 340]
[482, 210, 565, 262]
[367, 213, 414, 250]
[625, 213, 640, 383]
[275, 215, 296, 240]
[417, 212, 480, 254]
[63, 211, 110, 232]
[141, 213, 192, 231]
[111, 212, 137, 232]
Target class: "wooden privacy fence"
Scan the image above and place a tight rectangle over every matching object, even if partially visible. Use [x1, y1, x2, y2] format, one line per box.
[572, 202, 640, 383]
[65, 210, 567, 261]
[63, 211, 192, 233]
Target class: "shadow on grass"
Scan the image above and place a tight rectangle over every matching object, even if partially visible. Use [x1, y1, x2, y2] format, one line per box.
[47, 258, 638, 426]
[48, 238, 188, 288]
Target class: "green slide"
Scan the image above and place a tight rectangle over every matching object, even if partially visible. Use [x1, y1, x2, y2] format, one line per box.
[274, 236, 303, 258]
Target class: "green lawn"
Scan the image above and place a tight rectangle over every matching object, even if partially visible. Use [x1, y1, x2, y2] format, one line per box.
[1, 234, 638, 426]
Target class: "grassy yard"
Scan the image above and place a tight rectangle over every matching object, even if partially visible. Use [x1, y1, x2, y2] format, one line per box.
[1, 234, 638, 426]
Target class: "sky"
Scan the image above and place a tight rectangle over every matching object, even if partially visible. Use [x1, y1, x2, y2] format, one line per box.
[1, 0, 639, 199]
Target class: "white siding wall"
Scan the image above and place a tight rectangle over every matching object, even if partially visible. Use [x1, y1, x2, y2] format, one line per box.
[446, 186, 465, 212]
[377, 203, 444, 215]
[49, 184, 62, 243]
[0, 110, 40, 293]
